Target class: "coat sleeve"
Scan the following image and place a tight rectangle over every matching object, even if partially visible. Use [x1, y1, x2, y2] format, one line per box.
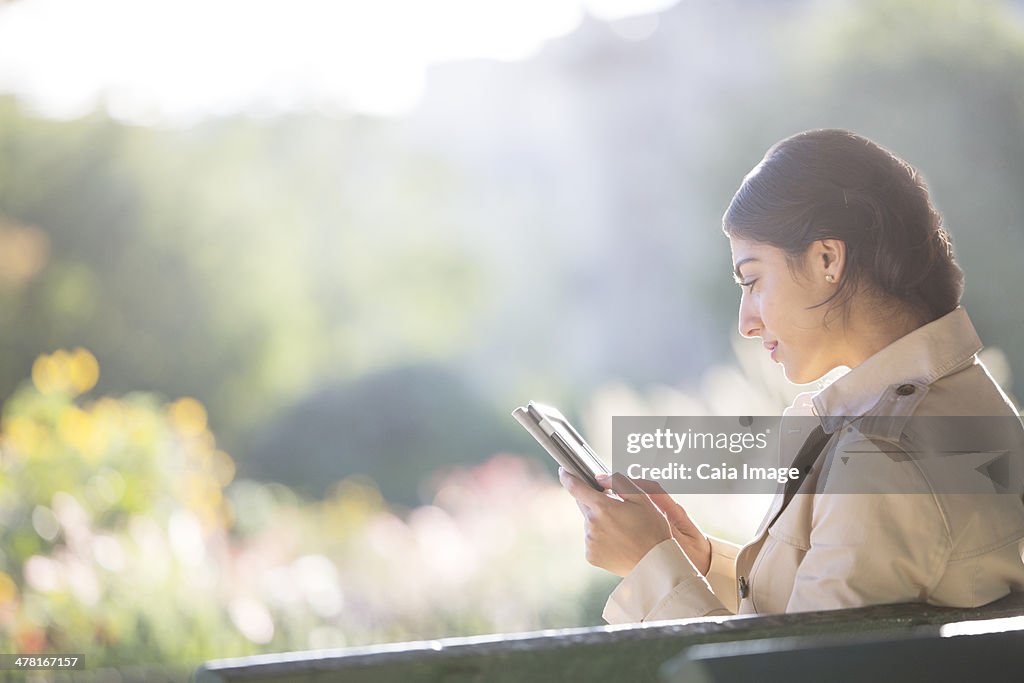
[603, 535, 740, 623]
[783, 436, 952, 613]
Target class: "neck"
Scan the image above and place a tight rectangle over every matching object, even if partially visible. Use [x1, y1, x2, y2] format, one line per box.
[837, 303, 928, 369]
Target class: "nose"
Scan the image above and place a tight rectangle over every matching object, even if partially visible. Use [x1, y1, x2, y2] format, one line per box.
[738, 290, 761, 339]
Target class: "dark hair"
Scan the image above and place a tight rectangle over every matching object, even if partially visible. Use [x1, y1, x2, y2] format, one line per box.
[722, 129, 964, 326]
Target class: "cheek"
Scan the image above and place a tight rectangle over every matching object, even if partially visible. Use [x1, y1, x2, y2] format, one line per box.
[762, 286, 811, 343]
[757, 290, 786, 328]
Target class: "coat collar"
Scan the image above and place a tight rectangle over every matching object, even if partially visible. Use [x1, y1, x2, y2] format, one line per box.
[810, 306, 982, 423]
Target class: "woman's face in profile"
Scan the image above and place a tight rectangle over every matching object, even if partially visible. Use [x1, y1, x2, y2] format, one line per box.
[729, 237, 840, 385]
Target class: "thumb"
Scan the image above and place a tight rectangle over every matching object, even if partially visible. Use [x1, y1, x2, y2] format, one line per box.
[605, 472, 649, 500]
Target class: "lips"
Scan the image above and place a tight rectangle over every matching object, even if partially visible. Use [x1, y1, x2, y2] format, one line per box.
[763, 341, 778, 352]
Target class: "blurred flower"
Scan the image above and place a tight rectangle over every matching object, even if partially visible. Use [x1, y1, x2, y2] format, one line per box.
[0, 217, 49, 290]
[68, 348, 101, 395]
[93, 535, 126, 573]
[4, 415, 46, 458]
[228, 597, 275, 645]
[24, 556, 63, 593]
[291, 555, 343, 618]
[408, 505, 477, 585]
[0, 572, 17, 604]
[1, 353, 608, 665]
[85, 469, 126, 510]
[168, 397, 208, 438]
[58, 407, 106, 462]
[31, 348, 99, 397]
[30, 506, 59, 542]
[65, 556, 100, 606]
[211, 450, 237, 487]
[168, 510, 206, 568]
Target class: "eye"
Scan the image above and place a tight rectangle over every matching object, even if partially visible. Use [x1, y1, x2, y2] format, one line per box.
[739, 279, 758, 292]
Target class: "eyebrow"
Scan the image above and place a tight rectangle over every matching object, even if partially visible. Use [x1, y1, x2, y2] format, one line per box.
[733, 257, 760, 281]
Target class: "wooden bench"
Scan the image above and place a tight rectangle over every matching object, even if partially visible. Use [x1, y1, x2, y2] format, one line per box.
[197, 592, 1024, 682]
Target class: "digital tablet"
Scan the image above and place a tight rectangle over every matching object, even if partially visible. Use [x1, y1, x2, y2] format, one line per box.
[512, 401, 610, 491]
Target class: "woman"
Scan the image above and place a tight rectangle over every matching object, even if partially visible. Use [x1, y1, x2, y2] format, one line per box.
[560, 129, 1024, 621]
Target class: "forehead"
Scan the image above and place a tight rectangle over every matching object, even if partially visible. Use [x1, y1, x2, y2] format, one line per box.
[729, 237, 773, 266]
[728, 237, 800, 281]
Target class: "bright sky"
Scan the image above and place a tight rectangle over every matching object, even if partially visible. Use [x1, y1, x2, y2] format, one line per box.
[0, 0, 677, 125]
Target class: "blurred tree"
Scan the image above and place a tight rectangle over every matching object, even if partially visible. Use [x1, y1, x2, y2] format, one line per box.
[239, 363, 535, 504]
[0, 100, 486, 459]
[2, 0, 1022, 503]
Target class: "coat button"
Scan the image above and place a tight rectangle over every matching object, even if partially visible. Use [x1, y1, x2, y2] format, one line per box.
[738, 576, 749, 598]
[896, 384, 916, 396]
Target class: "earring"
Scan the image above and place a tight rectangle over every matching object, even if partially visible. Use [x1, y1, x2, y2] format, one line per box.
[825, 274, 836, 283]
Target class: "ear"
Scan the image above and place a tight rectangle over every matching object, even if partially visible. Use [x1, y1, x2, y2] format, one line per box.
[816, 239, 846, 282]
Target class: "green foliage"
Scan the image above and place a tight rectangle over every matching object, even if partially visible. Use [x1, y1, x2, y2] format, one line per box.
[0, 354, 607, 674]
[240, 363, 536, 504]
[3, 0, 1024, 487]
[0, 100, 485, 455]
[0, 349, 235, 666]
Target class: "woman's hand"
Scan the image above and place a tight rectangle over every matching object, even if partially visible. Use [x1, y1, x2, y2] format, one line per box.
[558, 468, 673, 577]
[609, 475, 712, 576]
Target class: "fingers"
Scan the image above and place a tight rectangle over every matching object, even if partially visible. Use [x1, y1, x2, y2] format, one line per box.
[596, 473, 682, 518]
[558, 467, 609, 508]
[600, 473, 665, 511]
[603, 472, 646, 496]
[596, 473, 667, 495]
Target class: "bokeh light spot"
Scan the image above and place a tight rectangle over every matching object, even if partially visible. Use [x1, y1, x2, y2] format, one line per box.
[68, 347, 100, 395]
[168, 397, 208, 437]
[0, 571, 18, 603]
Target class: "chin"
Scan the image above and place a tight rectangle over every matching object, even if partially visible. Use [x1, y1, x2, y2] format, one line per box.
[781, 363, 823, 386]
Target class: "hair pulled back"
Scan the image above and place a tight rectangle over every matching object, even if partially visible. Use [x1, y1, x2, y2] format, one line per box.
[723, 129, 963, 325]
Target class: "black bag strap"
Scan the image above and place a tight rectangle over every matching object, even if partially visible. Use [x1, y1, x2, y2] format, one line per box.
[766, 425, 832, 530]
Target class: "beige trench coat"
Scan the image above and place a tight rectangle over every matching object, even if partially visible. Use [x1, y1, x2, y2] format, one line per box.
[604, 306, 1024, 623]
